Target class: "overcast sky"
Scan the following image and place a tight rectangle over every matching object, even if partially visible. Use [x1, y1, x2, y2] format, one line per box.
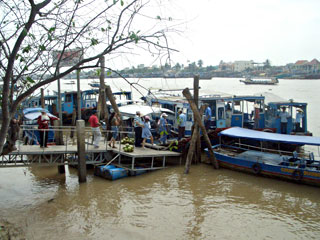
[139, 0, 320, 67]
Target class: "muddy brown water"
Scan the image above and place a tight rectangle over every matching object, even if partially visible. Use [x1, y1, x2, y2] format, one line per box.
[1, 78, 320, 239]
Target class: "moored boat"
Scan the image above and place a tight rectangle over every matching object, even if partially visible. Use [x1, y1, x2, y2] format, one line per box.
[205, 127, 320, 187]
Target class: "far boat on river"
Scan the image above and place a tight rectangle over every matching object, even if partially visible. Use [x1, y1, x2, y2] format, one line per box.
[240, 76, 279, 85]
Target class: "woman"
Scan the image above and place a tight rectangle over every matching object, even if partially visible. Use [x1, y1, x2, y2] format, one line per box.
[37, 110, 59, 148]
[142, 116, 153, 148]
[108, 112, 120, 148]
[158, 113, 168, 145]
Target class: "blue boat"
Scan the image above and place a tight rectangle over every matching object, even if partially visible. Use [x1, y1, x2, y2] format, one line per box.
[145, 89, 267, 135]
[205, 127, 320, 187]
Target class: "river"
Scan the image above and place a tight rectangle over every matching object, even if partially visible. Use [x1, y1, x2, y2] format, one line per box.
[1, 78, 320, 239]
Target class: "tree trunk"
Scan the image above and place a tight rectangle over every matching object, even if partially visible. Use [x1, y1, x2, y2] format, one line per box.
[182, 88, 219, 169]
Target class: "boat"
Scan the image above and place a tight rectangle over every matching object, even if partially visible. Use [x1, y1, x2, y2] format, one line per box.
[205, 127, 320, 187]
[65, 80, 75, 85]
[145, 89, 269, 135]
[240, 77, 279, 85]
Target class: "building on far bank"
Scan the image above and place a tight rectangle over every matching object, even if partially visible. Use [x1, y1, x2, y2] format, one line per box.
[233, 60, 254, 72]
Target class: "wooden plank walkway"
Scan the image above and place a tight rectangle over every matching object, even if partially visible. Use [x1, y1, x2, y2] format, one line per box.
[10, 142, 181, 157]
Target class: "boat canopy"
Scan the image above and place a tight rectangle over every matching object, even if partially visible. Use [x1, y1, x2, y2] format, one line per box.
[23, 108, 56, 120]
[118, 104, 174, 118]
[219, 127, 320, 146]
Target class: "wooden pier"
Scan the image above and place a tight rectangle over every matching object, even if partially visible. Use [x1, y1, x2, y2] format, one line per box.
[1, 142, 181, 170]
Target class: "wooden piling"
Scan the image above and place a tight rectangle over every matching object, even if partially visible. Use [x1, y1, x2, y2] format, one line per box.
[77, 120, 87, 183]
[184, 105, 206, 174]
[40, 88, 45, 108]
[193, 75, 201, 164]
[182, 88, 219, 169]
[99, 56, 108, 122]
[76, 69, 82, 120]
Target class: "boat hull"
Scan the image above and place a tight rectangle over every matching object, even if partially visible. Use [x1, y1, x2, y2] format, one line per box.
[208, 150, 320, 187]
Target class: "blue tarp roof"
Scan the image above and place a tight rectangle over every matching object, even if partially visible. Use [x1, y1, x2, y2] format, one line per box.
[219, 127, 320, 146]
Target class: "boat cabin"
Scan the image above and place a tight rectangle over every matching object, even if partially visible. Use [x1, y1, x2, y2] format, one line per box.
[200, 95, 266, 130]
[265, 101, 308, 134]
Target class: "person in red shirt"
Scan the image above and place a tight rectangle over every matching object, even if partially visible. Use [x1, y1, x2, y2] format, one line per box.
[88, 110, 101, 148]
[37, 110, 59, 148]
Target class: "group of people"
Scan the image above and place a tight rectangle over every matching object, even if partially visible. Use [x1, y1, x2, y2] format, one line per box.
[88, 110, 121, 148]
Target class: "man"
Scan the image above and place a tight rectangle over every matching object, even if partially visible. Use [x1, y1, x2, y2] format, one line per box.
[177, 109, 186, 140]
[134, 111, 144, 147]
[37, 110, 59, 148]
[88, 110, 101, 148]
[279, 107, 290, 134]
[295, 109, 304, 132]
[159, 113, 169, 144]
[204, 105, 212, 131]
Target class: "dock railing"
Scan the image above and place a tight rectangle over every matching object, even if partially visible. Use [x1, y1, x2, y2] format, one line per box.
[18, 125, 136, 153]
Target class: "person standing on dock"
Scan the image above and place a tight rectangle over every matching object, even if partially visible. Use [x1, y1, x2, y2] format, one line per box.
[177, 109, 186, 140]
[204, 105, 212, 130]
[142, 116, 154, 148]
[88, 110, 101, 148]
[134, 111, 144, 147]
[108, 111, 120, 148]
[159, 113, 169, 145]
[37, 110, 59, 148]
[279, 107, 290, 134]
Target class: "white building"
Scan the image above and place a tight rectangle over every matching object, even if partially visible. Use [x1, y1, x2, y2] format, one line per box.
[233, 60, 254, 72]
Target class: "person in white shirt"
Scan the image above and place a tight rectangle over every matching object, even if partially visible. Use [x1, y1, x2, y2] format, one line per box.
[295, 109, 304, 132]
[279, 107, 290, 134]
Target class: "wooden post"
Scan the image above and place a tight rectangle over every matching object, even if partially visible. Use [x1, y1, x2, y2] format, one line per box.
[76, 69, 82, 120]
[99, 56, 108, 121]
[77, 120, 87, 183]
[193, 75, 201, 164]
[70, 108, 77, 139]
[182, 88, 219, 169]
[58, 165, 65, 174]
[184, 105, 206, 174]
[105, 85, 120, 118]
[56, 68, 64, 145]
[40, 88, 45, 108]
[53, 120, 64, 145]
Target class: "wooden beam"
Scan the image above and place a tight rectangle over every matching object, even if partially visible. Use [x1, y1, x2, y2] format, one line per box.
[184, 105, 206, 174]
[193, 75, 201, 164]
[182, 88, 219, 169]
[40, 88, 45, 108]
[77, 120, 87, 183]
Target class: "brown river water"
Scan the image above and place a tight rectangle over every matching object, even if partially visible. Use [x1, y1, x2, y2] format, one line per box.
[1, 78, 320, 239]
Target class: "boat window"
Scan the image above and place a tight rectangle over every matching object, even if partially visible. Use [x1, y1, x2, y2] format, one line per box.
[187, 110, 193, 121]
[218, 107, 224, 120]
[233, 101, 242, 114]
[65, 94, 72, 102]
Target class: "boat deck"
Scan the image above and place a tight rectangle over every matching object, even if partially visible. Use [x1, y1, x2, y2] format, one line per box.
[237, 150, 285, 165]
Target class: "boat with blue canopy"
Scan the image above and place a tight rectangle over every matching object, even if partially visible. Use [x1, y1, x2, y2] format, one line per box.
[205, 127, 320, 187]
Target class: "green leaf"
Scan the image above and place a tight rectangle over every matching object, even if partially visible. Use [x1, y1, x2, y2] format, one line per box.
[39, 45, 46, 51]
[121, 0, 124, 6]
[156, 16, 161, 20]
[22, 28, 28, 36]
[22, 45, 31, 53]
[49, 27, 56, 33]
[96, 69, 101, 76]
[91, 38, 98, 46]
[26, 76, 35, 83]
[101, 27, 105, 32]
[107, 71, 111, 76]
[24, 66, 28, 71]
[48, 33, 52, 41]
